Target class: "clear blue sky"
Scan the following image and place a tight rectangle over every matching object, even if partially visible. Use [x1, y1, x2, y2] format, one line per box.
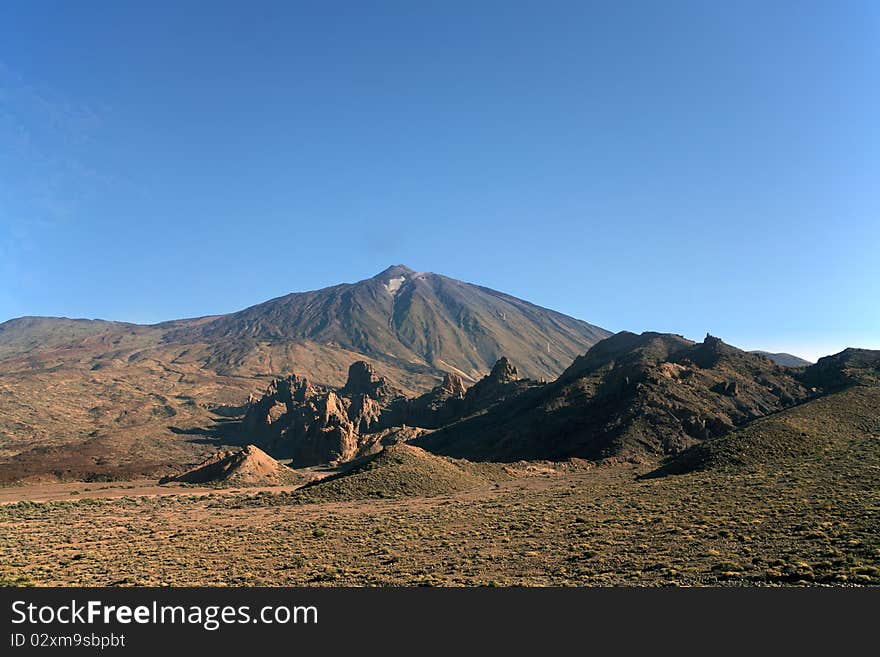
[1, 1, 878, 361]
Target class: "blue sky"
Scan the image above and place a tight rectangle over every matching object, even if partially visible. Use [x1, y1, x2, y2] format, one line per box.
[1, 1, 877, 361]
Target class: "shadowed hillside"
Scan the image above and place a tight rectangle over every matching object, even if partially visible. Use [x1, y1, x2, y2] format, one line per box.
[416, 332, 812, 462]
[645, 386, 880, 477]
[648, 349, 880, 477]
[801, 348, 880, 391]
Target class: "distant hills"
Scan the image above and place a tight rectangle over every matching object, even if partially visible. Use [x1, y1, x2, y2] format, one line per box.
[0, 317, 133, 360]
[750, 351, 812, 367]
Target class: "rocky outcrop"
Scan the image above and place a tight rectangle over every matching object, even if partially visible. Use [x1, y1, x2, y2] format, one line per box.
[160, 445, 298, 485]
[240, 355, 537, 465]
[488, 356, 519, 383]
[462, 357, 525, 408]
[241, 361, 408, 466]
[437, 372, 467, 397]
[687, 333, 736, 369]
[340, 361, 393, 399]
[241, 374, 317, 447]
[379, 358, 538, 429]
[384, 372, 468, 428]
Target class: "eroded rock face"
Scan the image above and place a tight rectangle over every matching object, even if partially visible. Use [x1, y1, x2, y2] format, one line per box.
[241, 357, 534, 466]
[462, 357, 531, 410]
[340, 361, 391, 399]
[242, 361, 405, 466]
[288, 390, 361, 465]
[439, 372, 467, 397]
[488, 356, 519, 383]
[383, 372, 468, 429]
[242, 374, 316, 446]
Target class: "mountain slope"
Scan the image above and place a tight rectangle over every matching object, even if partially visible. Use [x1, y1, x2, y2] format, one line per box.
[0, 317, 133, 359]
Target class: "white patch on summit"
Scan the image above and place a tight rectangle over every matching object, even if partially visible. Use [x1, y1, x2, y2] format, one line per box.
[384, 276, 406, 295]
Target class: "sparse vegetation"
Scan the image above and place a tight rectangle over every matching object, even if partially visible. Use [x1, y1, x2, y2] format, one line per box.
[0, 406, 876, 586]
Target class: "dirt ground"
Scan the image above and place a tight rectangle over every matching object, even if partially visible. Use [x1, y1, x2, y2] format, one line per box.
[0, 479, 309, 505]
[1, 456, 877, 586]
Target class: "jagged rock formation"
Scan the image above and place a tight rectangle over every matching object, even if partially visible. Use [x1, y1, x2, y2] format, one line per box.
[379, 358, 539, 430]
[340, 361, 393, 399]
[242, 360, 416, 466]
[382, 372, 468, 429]
[422, 371, 468, 408]
[241, 356, 538, 465]
[416, 332, 814, 462]
[461, 356, 525, 408]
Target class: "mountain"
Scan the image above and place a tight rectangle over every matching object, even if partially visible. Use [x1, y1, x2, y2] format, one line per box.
[0, 266, 609, 482]
[414, 332, 813, 462]
[163, 265, 609, 383]
[750, 351, 812, 367]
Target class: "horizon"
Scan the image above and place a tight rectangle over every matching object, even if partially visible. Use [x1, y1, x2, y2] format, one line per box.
[2, 2, 878, 364]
